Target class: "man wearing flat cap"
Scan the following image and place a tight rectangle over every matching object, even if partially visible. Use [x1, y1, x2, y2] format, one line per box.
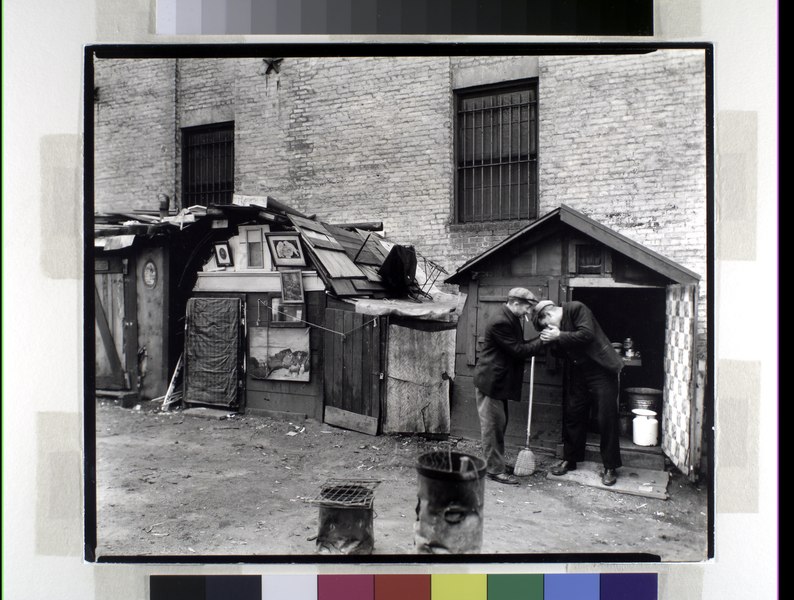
[474, 287, 543, 485]
[532, 299, 624, 486]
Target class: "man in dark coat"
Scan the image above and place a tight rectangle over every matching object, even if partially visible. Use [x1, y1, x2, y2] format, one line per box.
[474, 288, 544, 485]
[532, 300, 624, 486]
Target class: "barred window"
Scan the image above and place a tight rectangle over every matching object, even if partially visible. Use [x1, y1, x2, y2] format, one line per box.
[456, 82, 538, 222]
[182, 122, 234, 207]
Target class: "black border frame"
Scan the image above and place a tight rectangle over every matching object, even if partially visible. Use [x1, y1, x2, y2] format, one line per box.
[84, 42, 715, 565]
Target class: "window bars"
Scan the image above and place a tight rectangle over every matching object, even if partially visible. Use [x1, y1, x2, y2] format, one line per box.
[182, 122, 235, 207]
[456, 83, 538, 223]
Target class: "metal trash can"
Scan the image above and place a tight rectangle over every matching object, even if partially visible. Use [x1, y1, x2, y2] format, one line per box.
[308, 479, 380, 555]
[414, 451, 486, 554]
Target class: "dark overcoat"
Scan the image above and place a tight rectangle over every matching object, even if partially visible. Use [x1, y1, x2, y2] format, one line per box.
[474, 305, 543, 401]
[553, 301, 624, 373]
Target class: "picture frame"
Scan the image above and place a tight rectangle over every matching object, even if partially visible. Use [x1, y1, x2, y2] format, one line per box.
[248, 326, 311, 382]
[270, 297, 304, 327]
[213, 241, 234, 267]
[279, 270, 304, 304]
[266, 232, 306, 267]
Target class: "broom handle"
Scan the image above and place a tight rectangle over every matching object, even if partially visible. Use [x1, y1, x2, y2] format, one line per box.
[526, 356, 535, 447]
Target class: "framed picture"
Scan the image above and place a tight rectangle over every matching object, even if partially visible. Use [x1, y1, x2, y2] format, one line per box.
[248, 327, 310, 382]
[270, 298, 304, 326]
[266, 232, 306, 267]
[279, 270, 304, 304]
[213, 241, 233, 267]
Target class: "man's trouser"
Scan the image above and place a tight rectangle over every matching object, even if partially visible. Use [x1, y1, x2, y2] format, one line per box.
[475, 387, 509, 475]
[562, 361, 622, 470]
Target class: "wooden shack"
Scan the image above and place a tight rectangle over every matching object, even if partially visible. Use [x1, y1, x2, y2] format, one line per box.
[445, 205, 705, 480]
[98, 196, 461, 436]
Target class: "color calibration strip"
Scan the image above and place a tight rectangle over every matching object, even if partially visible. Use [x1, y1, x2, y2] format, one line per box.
[156, 0, 653, 36]
[150, 573, 658, 600]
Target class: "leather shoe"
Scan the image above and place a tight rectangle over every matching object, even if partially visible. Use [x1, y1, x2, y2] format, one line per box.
[601, 468, 617, 487]
[487, 472, 519, 485]
[550, 460, 576, 476]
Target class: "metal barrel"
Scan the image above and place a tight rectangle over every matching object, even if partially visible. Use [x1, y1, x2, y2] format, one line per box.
[414, 451, 486, 554]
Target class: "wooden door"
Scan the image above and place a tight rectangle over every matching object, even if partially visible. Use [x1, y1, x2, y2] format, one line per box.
[94, 256, 138, 391]
[662, 283, 700, 481]
[322, 308, 383, 435]
[183, 297, 243, 408]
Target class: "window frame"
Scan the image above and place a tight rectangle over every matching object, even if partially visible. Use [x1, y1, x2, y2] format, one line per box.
[454, 79, 539, 224]
[181, 121, 235, 208]
[238, 224, 272, 270]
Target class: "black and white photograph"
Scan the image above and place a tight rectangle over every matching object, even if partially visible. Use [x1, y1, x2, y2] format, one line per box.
[90, 45, 713, 562]
[267, 232, 306, 267]
[213, 240, 234, 267]
[279, 269, 305, 303]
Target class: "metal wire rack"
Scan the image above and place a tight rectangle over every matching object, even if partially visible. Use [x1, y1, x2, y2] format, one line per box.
[306, 478, 381, 509]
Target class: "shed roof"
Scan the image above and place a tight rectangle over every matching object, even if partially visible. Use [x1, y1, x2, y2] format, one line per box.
[445, 204, 700, 285]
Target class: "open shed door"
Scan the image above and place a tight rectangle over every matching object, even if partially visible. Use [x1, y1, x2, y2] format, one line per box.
[323, 308, 383, 435]
[183, 297, 243, 408]
[662, 284, 700, 481]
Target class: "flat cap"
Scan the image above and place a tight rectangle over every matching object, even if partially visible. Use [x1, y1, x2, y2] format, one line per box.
[531, 300, 556, 329]
[507, 287, 537, 305]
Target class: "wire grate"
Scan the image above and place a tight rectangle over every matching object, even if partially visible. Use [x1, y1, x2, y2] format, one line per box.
[307, 478, 380, 508]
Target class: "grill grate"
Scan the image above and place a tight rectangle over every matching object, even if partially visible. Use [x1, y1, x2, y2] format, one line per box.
[307, 479, 380, 508]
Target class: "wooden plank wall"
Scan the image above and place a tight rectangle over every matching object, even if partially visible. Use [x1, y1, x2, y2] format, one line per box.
[451, 272, 565, 450]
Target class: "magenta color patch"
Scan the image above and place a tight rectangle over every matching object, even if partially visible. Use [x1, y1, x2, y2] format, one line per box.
[318, 574, 374, 600]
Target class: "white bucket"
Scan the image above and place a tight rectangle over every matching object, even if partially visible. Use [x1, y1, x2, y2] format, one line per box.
[632, 408, 659, 446]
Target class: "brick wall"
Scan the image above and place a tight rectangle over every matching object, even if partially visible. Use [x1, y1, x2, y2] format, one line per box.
[538, 51, 708, 350]
[94, 59, 176, 213]
[93, 51, 708, 350]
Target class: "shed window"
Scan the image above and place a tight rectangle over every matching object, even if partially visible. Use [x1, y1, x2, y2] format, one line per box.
[576, 244, 604, 275]
[456, 82, 538, 223]
[182, 122, 234, 207]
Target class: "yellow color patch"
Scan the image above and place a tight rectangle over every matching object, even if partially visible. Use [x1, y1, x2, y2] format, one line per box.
[431, 574, 487, 600]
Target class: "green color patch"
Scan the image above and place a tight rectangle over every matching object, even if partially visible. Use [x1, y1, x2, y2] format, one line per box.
[488, 574, 543, 600]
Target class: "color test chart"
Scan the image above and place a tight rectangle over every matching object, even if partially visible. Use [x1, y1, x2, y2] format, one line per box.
[150, 573, 658, 600]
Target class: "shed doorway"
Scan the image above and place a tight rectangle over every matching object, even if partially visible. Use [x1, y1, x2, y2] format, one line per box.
[568, 286, 668, 468]
[571, 287, 666, 392]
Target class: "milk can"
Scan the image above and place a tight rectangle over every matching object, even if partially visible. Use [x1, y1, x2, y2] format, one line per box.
[632, 408, 659, 446]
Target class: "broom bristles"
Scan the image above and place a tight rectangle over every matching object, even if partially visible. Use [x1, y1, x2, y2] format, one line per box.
[513, 447, 536, 476]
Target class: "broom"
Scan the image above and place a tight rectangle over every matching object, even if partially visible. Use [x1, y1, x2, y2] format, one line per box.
[513, 356, 537, 476]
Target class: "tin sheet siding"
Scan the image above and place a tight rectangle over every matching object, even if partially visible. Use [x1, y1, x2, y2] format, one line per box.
[382, 324, 455, 434]
[662, 284, 698, 479]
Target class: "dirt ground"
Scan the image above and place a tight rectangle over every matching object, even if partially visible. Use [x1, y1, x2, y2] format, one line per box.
[94, 399, 709, 562]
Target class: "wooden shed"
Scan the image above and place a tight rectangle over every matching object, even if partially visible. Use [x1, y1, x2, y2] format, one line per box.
[175, 197, 459, 436]
[445, 205, 705, 480]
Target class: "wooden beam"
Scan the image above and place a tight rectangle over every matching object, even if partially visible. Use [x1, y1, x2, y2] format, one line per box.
[329, 221, 383, 231]
[324, 406, 378, 436]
